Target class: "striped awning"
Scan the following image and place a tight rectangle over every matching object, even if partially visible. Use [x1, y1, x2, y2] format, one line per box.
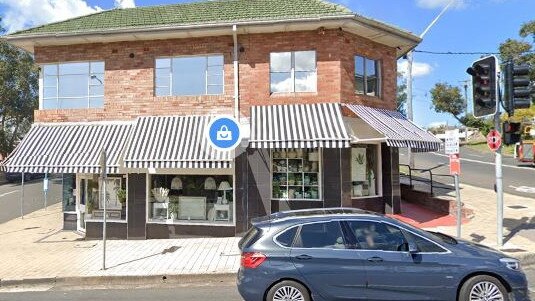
[343, 104, 442, 152]
[344, 104, 442, 152]
[123, 115, 232, 169]
[1, 122, 133, 174]
[250, 103, 350, 148]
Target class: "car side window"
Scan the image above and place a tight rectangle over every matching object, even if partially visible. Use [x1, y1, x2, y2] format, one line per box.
[275, 226, 298, 247]
[294, 221, 346, 249]
[402, 230, 448, 253]
[346, 221, 407, 251]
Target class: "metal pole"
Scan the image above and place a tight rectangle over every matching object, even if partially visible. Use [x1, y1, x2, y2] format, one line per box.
[44, 173, 48, 210]
[454, 174, 461, 238]
[495, 108, 504, 246]
[20, 172, 25, 219]
[100, 149, 107, 270]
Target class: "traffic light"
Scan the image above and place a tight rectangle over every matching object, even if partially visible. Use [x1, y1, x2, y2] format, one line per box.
[466, 56, 498, 118]
[504, 61, 532, 116]
[502, 121, 522, 145]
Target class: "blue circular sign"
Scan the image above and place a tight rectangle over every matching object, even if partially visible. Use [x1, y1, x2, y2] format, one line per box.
[206, 116, 242, 151]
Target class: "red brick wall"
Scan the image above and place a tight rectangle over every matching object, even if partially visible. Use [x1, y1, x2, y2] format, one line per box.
[34, 29, 397, 122]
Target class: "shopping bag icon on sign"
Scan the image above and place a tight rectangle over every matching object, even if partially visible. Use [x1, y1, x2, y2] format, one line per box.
[216, 125, 232, 141]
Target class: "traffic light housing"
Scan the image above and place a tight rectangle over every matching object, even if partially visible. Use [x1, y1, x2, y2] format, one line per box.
[504, 62, 532, 116]
[467, 56, 498, 118]
[502, 121, 522, 145]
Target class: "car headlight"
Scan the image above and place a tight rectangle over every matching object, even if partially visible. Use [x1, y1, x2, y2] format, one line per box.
[500, 258, 521, 271]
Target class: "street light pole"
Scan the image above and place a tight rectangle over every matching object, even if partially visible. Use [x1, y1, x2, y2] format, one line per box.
[406, 0, 455, 167]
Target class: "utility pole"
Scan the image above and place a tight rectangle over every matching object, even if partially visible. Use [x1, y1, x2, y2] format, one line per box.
[405, 0, 455, 167]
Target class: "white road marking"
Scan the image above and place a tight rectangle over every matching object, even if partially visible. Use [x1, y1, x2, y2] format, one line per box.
[464, 153, 483, 158]
[430, 152, 535, 171]
[0, 190, 18, 198]
[509, 185, 535, 194]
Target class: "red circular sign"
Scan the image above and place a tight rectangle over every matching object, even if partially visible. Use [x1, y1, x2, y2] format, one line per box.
[486, 130, 502, 151]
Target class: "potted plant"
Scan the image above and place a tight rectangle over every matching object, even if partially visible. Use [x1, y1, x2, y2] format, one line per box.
[86, 198, 94, 218]
[116, 188, 126, 205]
[168, 202, 179, 220]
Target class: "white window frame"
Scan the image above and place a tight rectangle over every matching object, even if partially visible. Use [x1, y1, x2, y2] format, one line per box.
[350, 143, 383, 199]
[354, 56, 381, 97]
[40, 61, 105, 110]
[154, 54, 225, 97]
[270, 50, 317, 93]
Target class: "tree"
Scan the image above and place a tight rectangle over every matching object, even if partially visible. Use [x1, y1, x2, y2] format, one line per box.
[430, 83, 465, 123]
[0, 25, 38, 158]
[396, 72, 407, 116]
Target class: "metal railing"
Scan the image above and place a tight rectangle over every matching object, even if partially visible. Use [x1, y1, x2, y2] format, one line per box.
[399, 164, 455, 196]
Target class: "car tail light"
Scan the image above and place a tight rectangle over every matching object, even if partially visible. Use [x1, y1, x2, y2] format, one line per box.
[241, 252, 266, 269]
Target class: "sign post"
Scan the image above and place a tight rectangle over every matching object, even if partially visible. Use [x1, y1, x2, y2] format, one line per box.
[43, 173, 49, 210]
[445, 129, 462, 238]
[100, 149, 107, 270]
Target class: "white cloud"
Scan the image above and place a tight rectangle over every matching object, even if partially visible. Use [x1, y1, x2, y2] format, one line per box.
[0, 0, 103, 33]
[114, 0, 135, 9]
[415, 0, 466, 9]
[397, 60, 433, 78]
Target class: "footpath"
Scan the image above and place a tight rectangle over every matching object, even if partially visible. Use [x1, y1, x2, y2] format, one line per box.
[0, 183, 533, 291]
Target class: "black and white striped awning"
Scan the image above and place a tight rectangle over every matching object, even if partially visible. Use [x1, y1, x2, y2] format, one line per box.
[1, 122, 133, 174]
[123, 116, 232, 169]
[344, 104, 442, 152]
[250, 103, 350, 148]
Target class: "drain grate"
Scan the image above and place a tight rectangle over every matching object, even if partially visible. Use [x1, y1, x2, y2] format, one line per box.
[499, 248, 526, 253]
[508, 205, 527, 210]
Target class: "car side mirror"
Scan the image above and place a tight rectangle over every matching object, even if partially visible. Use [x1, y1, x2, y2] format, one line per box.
[408, 242, 418, 254]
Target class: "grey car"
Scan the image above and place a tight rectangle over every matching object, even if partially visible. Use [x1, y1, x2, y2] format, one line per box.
[237, 208, 529, 301]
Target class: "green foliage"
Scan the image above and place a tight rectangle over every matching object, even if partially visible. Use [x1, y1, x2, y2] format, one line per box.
[397, 72, 407, 116]
[461, 114, 494, 136]
[430, 83, 465, 123]
[0, 25, 38, 157]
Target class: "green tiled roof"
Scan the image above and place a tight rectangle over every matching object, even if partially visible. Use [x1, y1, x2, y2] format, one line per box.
[10, 0, 353, 36]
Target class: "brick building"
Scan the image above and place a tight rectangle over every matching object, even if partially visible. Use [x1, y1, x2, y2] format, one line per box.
[1, 0, 441, 239]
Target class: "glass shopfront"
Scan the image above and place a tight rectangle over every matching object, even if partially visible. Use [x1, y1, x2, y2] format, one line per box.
[79, 175, 127, 221]
[271, 149, 321, 201]
[350, 144, 380, 198]
[62, 174, 76, 212]
[148, 174, 234, 224]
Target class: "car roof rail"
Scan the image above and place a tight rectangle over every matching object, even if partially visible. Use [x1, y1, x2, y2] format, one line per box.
[251, 207, 376, 225]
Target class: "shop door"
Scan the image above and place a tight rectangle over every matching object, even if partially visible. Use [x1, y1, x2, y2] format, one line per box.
[77, 178, 86, 232]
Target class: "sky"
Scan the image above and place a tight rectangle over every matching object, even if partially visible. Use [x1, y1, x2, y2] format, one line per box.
[0, 0, 534, 128]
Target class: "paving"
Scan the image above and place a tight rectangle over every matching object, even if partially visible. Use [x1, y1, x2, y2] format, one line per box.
[0, 182, 533, 290]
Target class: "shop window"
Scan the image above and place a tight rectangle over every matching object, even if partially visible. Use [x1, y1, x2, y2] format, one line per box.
[42, 61, 104, 109]
[81, 175, 126, 221]
[271, 149, 321, 200]
[351, 144, 379, 198]
[270, 51, 316, 93]
[62, 174, 76, 212]
[155, 55, 224, 96]
[355, 56, 380, 97]
[148, 174, 233, 224]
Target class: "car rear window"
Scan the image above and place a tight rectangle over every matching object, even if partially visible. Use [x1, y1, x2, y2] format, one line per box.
[239, 226, 261, 250]
[275, 226, 298, 247]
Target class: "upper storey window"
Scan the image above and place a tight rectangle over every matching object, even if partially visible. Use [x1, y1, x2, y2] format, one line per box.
[270, 51, 317, 93]
[155, 55, 224, 97]
[42, 62, 104, 109]
[355, 56, 381, 97]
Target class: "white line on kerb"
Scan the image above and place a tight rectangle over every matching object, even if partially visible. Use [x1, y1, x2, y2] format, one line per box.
[431, 152, 535, 171]
[509, 185, 535, 194]
[0, 190, 18, 198]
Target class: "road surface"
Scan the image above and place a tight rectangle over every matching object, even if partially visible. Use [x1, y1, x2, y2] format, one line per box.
[401, 146, 535, 199]
[0, 176, 61, 224]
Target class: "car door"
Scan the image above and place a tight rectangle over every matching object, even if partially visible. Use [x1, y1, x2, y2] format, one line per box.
[290, 220, 368, 300]
[343, 220, 455, 301]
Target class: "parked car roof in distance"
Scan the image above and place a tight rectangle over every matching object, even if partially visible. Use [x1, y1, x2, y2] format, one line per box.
[251, 207, 381, 226]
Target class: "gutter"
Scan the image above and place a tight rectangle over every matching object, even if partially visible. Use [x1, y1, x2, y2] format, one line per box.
[232, 25, 239, 119]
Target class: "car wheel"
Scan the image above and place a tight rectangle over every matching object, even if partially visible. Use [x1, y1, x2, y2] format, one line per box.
[459, 275, 509, 301]
[266, 280, 310, 301]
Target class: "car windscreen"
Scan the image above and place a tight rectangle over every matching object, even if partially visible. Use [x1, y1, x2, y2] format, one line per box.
[387, 217, 457, 245]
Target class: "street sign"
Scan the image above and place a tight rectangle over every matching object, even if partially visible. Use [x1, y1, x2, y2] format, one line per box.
[486, 129, 502, 151]
[449, 153, 461, 175]
[444, 129, 460, 155]
[206, 116, 242, 151]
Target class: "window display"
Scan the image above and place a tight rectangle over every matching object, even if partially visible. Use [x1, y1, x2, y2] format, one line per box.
[351, 145, 379, 198]
[81, 175, 126, 220]
[148, 174, 233, 224]
[62, 174, 76, 212]
[272, 149, 321, 200]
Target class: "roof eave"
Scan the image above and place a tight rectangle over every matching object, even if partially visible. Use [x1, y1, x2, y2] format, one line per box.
[3, 14, 421, 57]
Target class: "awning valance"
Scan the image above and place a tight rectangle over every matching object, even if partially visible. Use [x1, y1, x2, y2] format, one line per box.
[343, 104, 442, 152]
[250, 103, 351, 148]
[123, 115, 232, 169]
[1, 122, 133, 174]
